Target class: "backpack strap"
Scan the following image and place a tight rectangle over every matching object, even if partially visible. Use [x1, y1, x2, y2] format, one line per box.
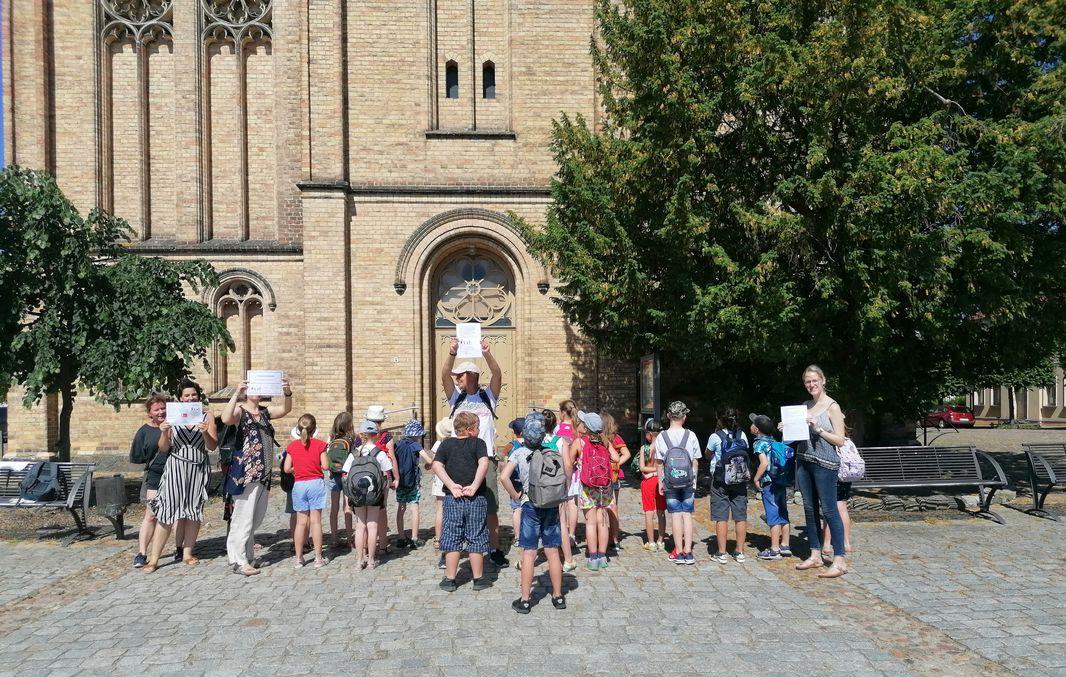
[678, 430, 691, 451]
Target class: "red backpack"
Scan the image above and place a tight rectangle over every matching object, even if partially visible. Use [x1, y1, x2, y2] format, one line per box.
[578, 435, 612, 488]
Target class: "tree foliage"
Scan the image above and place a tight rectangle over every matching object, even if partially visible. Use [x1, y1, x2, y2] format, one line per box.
[519, 0, 1066, 420]
[0, 167, 232, 459]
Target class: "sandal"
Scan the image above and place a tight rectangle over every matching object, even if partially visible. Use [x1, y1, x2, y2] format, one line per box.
[795, 559, 823, 571]
[818, 565, 848, 578]
[182, 557, 200, 566]
[142, 563, 157, 574]
[551, 595, 566, 610]
[235, 564, 260, 577]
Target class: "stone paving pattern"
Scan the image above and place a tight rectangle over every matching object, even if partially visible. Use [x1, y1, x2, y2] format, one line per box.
[0, 469, 1063, 676]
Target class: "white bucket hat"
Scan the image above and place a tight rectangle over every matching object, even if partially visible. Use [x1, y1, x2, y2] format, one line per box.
[365, 405, 386, 422]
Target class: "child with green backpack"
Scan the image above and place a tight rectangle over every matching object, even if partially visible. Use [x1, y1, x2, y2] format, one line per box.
[326, 412, 356, 548]
[749, 413, 793, 560]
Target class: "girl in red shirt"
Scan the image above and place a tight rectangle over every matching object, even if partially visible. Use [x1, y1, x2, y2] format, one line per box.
[283, 414, 330, 568]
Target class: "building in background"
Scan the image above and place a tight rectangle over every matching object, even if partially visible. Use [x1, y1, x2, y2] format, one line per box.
[2, 0, 637, 455]
[967, 364, 1066, 427]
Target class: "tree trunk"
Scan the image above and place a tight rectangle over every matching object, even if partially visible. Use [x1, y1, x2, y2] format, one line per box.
[1007, 387, 1017, 424]
[56, 380, 74, 463]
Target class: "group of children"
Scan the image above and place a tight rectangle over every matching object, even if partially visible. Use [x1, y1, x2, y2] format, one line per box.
[275, 396, 809, 614]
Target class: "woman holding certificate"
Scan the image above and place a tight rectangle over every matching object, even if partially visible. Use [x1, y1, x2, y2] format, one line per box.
[144, 381, 215, 573]
[791, 365, 849, 578]
[221, 375, 293, 576]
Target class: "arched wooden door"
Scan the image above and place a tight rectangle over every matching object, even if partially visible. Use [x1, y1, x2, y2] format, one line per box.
[432, 251, 516, 453]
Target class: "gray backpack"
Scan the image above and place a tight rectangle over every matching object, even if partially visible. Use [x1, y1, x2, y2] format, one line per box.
[526, 444, 567, 509]
[661, 430, 695, 490]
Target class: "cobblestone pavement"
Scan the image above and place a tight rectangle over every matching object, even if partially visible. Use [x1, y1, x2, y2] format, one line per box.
[0, 540, 130, 607]
[0, 473, 1063, 676]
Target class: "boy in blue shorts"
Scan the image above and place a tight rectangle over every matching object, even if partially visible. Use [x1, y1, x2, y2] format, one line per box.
[502, 411, 572, 613]
[749, 413, 793, 560]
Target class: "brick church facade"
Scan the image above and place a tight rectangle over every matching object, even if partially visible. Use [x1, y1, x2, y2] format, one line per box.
[3, 0, 637, 454]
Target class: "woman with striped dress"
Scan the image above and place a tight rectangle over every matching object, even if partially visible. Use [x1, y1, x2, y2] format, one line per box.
[144, 381, 216, 573]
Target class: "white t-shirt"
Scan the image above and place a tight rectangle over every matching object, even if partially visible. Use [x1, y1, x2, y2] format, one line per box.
[342, 443, 393, 474]
[706, 429, 750, 474]
[654, 428, 702, 461]
[448, 387, 499, 457]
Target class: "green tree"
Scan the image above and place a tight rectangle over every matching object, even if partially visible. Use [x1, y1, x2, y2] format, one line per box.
[0, 167, 232, 461]
[520, 0, 1066, 423]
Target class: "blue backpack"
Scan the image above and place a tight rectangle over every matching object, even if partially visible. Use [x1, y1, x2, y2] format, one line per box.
[766, 440, 795, 486]
[394, 438, 422, 491]
[715, 430, 751, 485]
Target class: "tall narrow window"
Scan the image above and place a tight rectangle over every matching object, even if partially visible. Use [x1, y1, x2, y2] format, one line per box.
[1047, 385, 1058, 407]
[445, 61, 459, 99]
[991, 388, 1001, 406]
[482, 61, 496, 99]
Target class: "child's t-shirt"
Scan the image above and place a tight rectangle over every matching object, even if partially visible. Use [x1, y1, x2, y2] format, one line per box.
[507, 444, 536, 503]
[554, 422, 575, 440]
[752, 435, 773, 487]
[654, 428, 702, 462]
[285, 438, 327, 481]
[434, 436, 488, 494]
[343, 443, 393, 475]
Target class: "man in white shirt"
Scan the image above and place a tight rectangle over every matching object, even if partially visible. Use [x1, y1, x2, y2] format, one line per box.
[441, 337, 509, 567]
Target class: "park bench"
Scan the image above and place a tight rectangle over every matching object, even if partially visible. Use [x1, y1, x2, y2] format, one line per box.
[0, 461, 95, 534]
[853, 445, 1008, 524]
[1021, 443, 1066, 520]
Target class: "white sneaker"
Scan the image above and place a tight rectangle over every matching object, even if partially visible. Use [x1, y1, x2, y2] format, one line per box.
[731, 551, 747, 563]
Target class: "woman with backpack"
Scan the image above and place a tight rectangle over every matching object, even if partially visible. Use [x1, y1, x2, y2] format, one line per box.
[790, 365, 849, 578]
[221, 377, 293, 577]
[569, 411, 619, 571]
[143, 381, 215, 573]
[344, 419, 395, 569]
[326, 412, 356, 548]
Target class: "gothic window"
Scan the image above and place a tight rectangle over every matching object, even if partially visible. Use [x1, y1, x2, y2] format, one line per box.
[482, 61, 496, 99]
[212, 278, 267, 394]
[445, 61, 459, 99]
[434, 255, 514, 328]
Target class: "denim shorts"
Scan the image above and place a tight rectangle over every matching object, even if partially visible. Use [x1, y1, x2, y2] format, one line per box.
[664, 487, 695, 513]
[291, 479, 327, 512]
[518, 502, 562, 549]
[327, 471, 344, 493]
[510, 497, 523, 511]
[761, 483, 789, 527]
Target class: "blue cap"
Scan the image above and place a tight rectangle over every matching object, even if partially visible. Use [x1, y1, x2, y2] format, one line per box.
[577, 410, 604, 433]
[403, 418, 426, 437]
[358, 419, 378, 434]
[508, 417, 526, 436]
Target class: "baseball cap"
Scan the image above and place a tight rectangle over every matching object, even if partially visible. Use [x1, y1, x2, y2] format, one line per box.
[577, 410, 604, 433]
[523, 411, 547, 448]
[358, 419, 378, 434]
[450, 362, 482, 376]
[666, 401, 690, 418]
[749, 413, 775, 436]
[508, 417, 526, 436]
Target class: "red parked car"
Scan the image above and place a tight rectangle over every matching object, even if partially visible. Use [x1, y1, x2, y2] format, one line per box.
[922, 405, 976, 429]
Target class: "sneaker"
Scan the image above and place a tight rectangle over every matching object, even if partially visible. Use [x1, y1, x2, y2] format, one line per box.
[562, 560, 577, 573]
[313, 557, 329, 569]
[656, 540, 666, 552]
[490, 550, 510, 567]
[779, 545, 793, 557]
[757, 549, 783, 561]
[438, 577, 458, 592]
[668, 549, 679, 564]
[173, 550, 182, 564]
[586, 557, 600, 571]
[437, 555, 446, 570]
[472, 577, 491, 591]
[293, 557, 304, 569]
[598, 555, 609, 569]
[684, 552, 695, 565]
[731, 551, 747, 563]
[551, 595, 567, 610]
[642, 542, 656, 552]
[133, 553, 147, 569]
[512, 598, 532, 614]
[712, 552, 729, 564]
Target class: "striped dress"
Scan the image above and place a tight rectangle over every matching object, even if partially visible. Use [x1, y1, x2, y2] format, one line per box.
[151, 420, 211, 524]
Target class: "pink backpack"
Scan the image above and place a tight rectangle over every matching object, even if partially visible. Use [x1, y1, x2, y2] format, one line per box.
[836, 438, 866, 482]
[578, 435, 612, 488]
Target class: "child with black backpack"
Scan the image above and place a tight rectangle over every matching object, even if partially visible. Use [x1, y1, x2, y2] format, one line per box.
[748, 413, 794, 560]
[655, 401, 701, 565]
[501, 411, 572, 614]
[394, 418, 427, 549]
[343, 419, 395, 570]
[705, 407, 751, 564]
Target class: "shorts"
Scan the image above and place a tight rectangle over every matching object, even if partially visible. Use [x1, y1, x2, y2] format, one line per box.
[640, 476, 666, 512]
[431, 475, 445, 498]
[440, 494, 489, 554]
[510, 497, 523, 511]
[518, 502, 562, 549]
[139, 477, 159, 503]
[395, 486, 422, 504]
[291, 479, 327, 512]
[327, 471, 344, 493]
[578, 484, 614, 510]
[710, 481, 746, 521]
[665, 486, 695, 514]
[836, 482, 852, 503]
[482, 459, 499, 513]
[761, 483, 789, 527]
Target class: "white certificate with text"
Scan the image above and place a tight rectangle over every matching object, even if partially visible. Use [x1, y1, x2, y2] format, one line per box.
[780, 405, 809, 442]
[166, 402, 203, 426]
[455, 323, 483, 359]
[247, 370, 285, 397]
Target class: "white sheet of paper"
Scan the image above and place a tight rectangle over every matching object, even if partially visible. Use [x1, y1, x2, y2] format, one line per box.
[246, 369, 285, 396]
[166, 402, 203, 426]
[780, 405, 809, 442]
[455, 323, 483, 359]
